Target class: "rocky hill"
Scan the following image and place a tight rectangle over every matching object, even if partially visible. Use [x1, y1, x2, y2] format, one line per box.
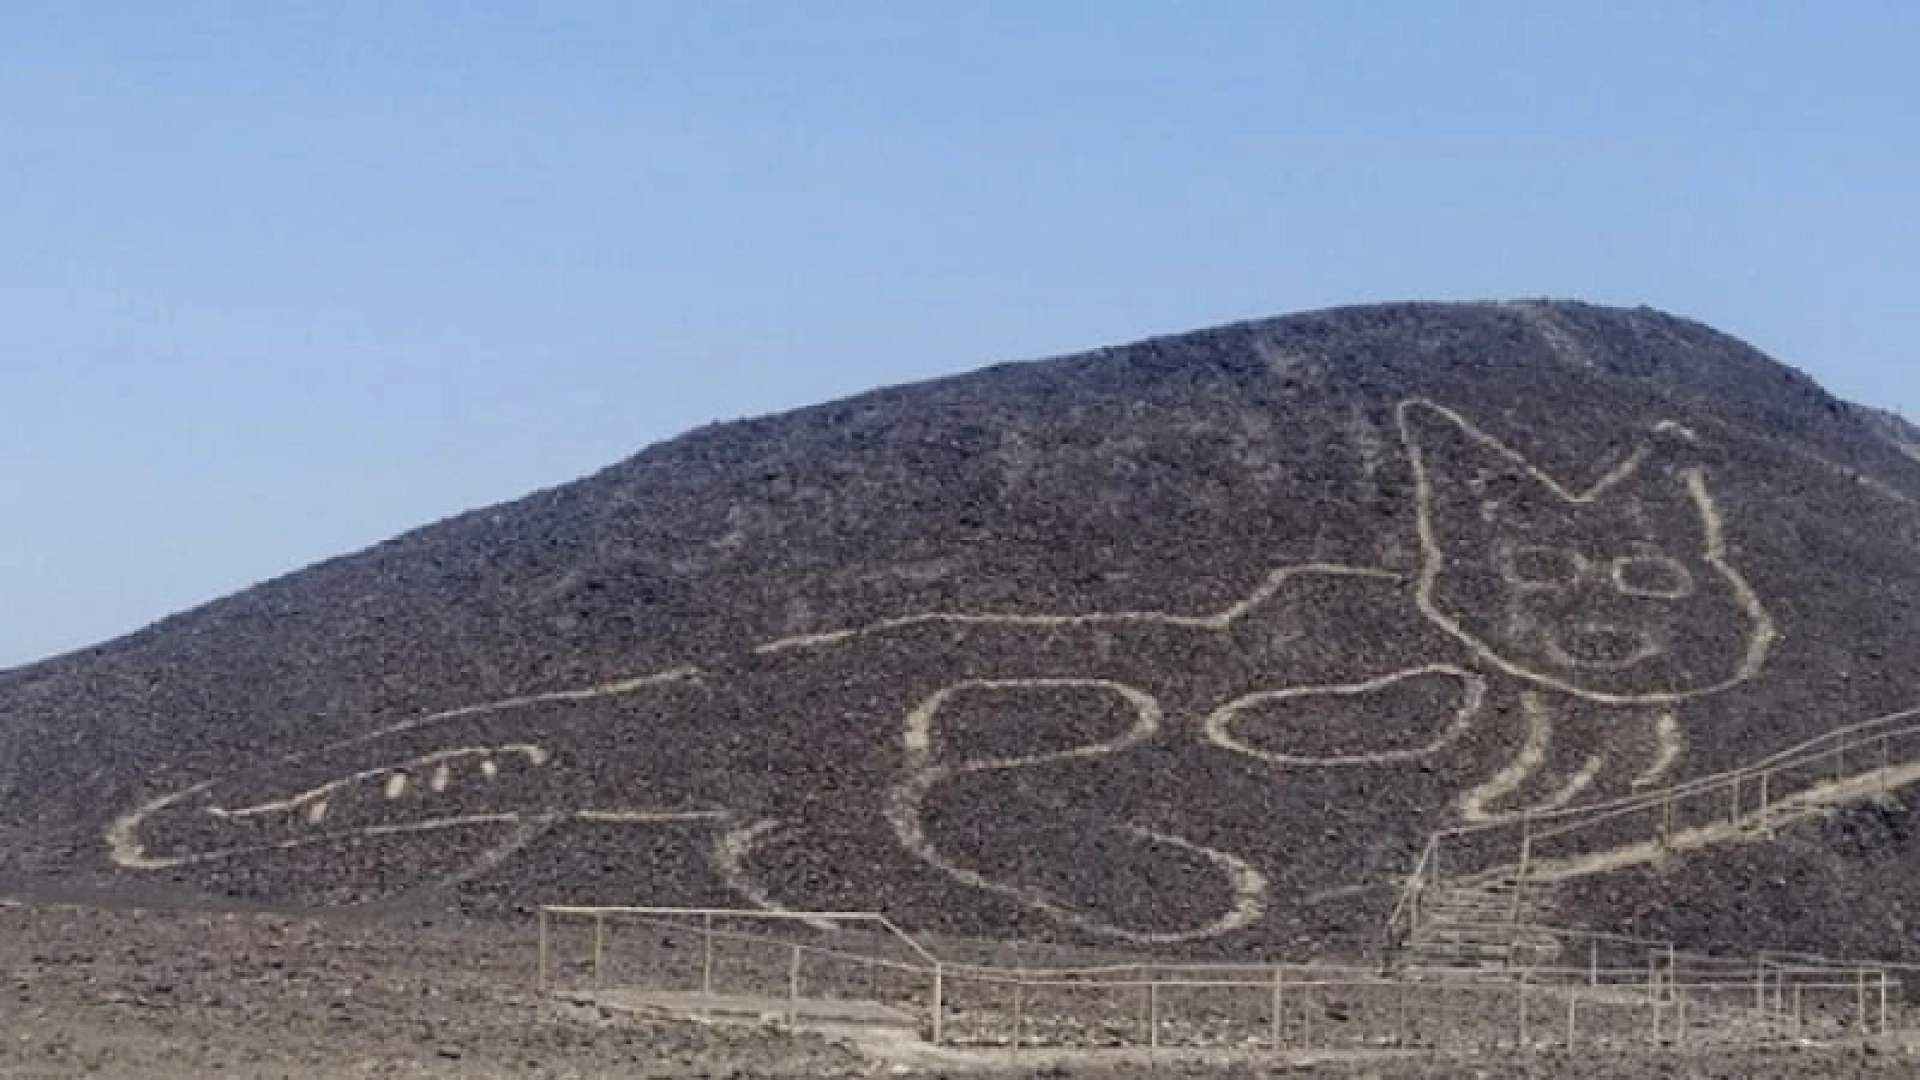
[4, 300, 1918, 960]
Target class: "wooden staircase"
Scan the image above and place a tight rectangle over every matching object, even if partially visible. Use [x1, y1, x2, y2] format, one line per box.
[1400, 874, 1562, 973]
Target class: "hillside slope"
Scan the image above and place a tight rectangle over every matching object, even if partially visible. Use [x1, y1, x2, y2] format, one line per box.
[4, 300, 1919, 957]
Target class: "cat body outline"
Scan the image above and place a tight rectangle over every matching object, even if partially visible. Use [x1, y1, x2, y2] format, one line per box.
[109, 398, 1777, 942]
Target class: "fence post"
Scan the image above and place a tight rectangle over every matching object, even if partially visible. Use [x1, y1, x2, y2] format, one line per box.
[1148, 981, 1159, 1051]
[1858, 969, 1869, 1033]
[1589, 940, 1598, 987]
[1758, 771, 1771, 834]
[1270, 967, 1284, 1050]
[1012, 971, 1025, 1052]
[786, 945, 802, 1028]
[1728, 774, 1740, 824]
[1665, 942, 1676, 1027]
[1565, 982, 1577, 1050]
[1510, 814, 1534, 943]
[929, 964, 944, 1046]
[1517, 971, 1530, 1048]
[537, 907, 549, 992]
[1675, 980, 1687, 1044]
[1648, 951, 1662, 1043]
[1793, 985, 1803, 1038]
[1397, 978, 1410, 1047]
[701, 912, 715, 996]
[592, 912, 605, 991]
[1880, 971, 1890, 1034]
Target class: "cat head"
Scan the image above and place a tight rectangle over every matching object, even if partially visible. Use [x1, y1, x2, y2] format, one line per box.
[1398, 400, 1776, 704]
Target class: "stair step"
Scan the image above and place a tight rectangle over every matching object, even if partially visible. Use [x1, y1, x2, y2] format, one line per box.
[1398, 877, 1564, 973]
[1412, 934, 1561, 949]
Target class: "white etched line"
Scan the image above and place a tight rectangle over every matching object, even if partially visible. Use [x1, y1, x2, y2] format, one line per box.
[713, 818, 838, 932]
[208, 745, 548, 820]
[108, 812, 532, 870]
[1203, 665, 1486, 767]
[1524, 754, 1604, 814]
[757, 565, 1400, 657]
[1633, 713, 1684, 788]
[574, 809, 732, 824]
[889, 679, 1264, 943]
[1401, 398, 1777, 706]
[1458, 693, 1552, 823]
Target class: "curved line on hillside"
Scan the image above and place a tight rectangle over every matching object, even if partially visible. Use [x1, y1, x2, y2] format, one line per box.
[887, 679, 1267, 943]
[1202, 664, 1487, 767]
[755, 564, 1401, 656]
[1401, 399, 1777, 706]
[1457, 693, 1553, 824]
[712, 817, 838, 932]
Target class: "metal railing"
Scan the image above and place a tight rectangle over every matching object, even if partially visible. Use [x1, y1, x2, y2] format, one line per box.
[537, 905, 1903, 1052]
[1387, 707, 1920, 964]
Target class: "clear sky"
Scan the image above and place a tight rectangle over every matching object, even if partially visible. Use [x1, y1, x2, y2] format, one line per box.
[3, 2, 1917, 668]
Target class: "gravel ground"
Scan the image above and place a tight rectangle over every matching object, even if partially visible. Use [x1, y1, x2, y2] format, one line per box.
[0, 900, 868, 1079]
[4, 898, 1918, 1078]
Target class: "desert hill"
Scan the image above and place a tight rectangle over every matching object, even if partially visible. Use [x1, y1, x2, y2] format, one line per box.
[4, 300, 1919, 960]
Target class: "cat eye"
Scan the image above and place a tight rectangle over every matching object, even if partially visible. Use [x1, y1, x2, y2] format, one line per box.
[1611, 555, 1695, 599]
[1499, 545, 1587, 588]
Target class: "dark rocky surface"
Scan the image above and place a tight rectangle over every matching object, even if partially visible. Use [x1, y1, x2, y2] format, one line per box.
[3, 899, 1916, 1078]
[0, 900, 873, 1078]
[1561, 794, 1920, 978]
[4, 300, 1920, 964]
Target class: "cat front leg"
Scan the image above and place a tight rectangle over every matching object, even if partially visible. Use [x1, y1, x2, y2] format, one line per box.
[1456, 692, 1685, 823]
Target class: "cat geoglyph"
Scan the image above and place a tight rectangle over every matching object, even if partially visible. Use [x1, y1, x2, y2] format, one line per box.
[109, 399, 1777, 942]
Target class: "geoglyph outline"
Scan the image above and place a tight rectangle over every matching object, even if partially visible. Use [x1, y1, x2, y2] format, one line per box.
[107, 398, 1781, 941]
[1402, 398, 1778, 706]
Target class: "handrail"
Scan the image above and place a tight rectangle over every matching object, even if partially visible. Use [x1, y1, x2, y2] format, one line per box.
[539, 905, 942, 967]
[540, 902, 1897, 1048]
[1383, 833, 1440, 958]
[1433, 706, 1920, 847]
[1417, 713, 1920, 884]
[1388, 706, 1920, 970]
[1524, 717, 1920, 856]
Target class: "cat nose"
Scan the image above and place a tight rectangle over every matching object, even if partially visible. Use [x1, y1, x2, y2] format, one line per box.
[1543, 623, 1661, 671]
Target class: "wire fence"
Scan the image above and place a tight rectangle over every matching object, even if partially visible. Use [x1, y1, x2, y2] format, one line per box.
[535, 906, 1904, 1053]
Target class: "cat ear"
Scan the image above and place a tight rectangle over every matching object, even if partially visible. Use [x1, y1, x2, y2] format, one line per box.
[1397, 400, 1563, 522]
[1398, 399, 1692, 510]
[1399, 399, 1718, 557]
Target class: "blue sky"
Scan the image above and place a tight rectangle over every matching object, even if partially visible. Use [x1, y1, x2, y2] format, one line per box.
[3, 2, 1917, 667]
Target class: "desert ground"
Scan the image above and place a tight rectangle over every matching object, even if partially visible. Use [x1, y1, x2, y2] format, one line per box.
[4, 891, 1917, 1079]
